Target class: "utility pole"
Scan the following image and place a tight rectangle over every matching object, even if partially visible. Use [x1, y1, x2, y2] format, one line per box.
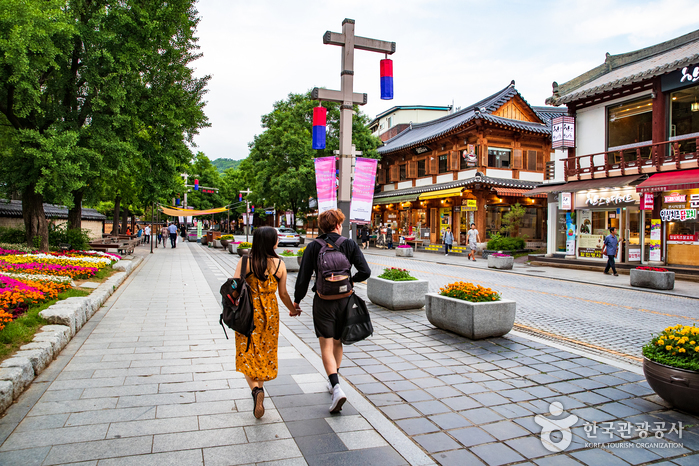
[312, 19, 395, 236]
[150, 203, 154, 254]
[240, 188, 252, 242]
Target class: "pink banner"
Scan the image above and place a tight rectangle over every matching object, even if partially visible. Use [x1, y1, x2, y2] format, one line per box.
[350, 157, 378, 223]
[314, 156, 337, 213]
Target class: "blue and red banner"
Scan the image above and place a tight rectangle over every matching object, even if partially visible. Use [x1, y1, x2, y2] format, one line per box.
[380, 59, 393, 100]
[312, 107, 327, 150]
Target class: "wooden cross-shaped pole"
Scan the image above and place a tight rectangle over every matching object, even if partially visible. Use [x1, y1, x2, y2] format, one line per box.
[312, 18, 395, 236]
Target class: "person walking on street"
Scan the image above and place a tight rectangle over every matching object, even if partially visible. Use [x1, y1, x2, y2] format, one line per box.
[294, 209, 371, 413]
[361, 227, 370, 250]
[442, 227, 454, 256]
[386, 225, 394, 249]
[604, 226, 619, 276]
[467, 223, 480, 261]
[144, 225, 151, 244]
[232, 227, 299, 418]
[161, 225, 169, 247]
[168, 223, 178, 248]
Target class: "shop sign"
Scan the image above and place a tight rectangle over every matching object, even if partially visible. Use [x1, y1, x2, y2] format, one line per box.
[414, 146, 430, 155]
[664, 193, 686, 203]
[582, 192, 636, 207]
[559, 192, 572, 210]
[461, 199, 477, 211]
[640, 193, 654, 210]
[629, 249, 641, 261]
[669, 234, 698, 242]
[462, 145, 477, 166]
[680, 65, 699, 83]
[692, 194, 699, 208]
[659, 209, 697, 221]
[578, 247, 602, 259]
[661, 64, 699, 92]
[551, 116, 575, 149]
[578, 232, 604, 258]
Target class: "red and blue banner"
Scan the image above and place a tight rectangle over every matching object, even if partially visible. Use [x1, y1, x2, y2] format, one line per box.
[380, 59, 393, 100]
[312, 106, 327, 150]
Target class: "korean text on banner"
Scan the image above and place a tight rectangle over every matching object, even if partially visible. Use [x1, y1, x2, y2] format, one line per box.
[314, 157, 337, 214]
[349, 158, 378, 223]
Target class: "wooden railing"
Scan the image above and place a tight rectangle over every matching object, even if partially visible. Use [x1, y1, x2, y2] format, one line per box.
[563, 135, 699, 181]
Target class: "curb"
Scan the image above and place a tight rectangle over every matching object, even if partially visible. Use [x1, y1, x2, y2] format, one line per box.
[0, 256, 143, 414]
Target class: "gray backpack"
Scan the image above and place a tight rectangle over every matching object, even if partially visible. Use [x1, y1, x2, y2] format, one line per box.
[315, 237, 353, 300]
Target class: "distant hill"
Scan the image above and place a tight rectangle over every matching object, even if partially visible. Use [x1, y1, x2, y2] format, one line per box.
[211, 158, 242, 173]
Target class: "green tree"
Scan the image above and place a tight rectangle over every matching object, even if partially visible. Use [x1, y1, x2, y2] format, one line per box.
[240, 91, 381, 227]
[500, 203, 526, 237]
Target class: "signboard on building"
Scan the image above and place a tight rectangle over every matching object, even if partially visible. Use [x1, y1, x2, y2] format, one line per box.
[659, 209, 697, 221]
[664, 193, 687, 203]
[669, 234, 698, 242]
[661, 64, 699, 92]
[577, 191, 638, 207]
[650, 219, 661, 261]
[462, 145, 477, 166]
[461, 199, 477, 211]
[559, 192, 572, 210]
[551, 116, 575, 149]
[629, 249, 641, 261]
[640, 193, 654, 210]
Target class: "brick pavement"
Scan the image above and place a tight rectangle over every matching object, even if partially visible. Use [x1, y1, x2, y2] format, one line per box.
[203, 243, 699, 466]
[0, 242, 423, 466]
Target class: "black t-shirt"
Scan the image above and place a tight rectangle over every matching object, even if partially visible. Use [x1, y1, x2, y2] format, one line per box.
[294, 232, 371, 303]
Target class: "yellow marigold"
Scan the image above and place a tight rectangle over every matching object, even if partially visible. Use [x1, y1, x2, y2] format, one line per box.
[691, 341, 696, 345]
[666, 345, 673, 351]
[658, 340, 665, 345]
[679, 348, 686, 353]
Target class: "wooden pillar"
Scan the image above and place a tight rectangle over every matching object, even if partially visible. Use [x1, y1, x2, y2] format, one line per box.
[652, 78, 666, 144]
[475, 190, 488, 244]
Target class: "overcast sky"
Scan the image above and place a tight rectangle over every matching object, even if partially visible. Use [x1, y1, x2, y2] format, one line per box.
[191, 0, 699, 161]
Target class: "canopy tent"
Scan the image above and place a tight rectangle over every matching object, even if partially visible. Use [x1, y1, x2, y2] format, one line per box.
[159, 205, 230, 217]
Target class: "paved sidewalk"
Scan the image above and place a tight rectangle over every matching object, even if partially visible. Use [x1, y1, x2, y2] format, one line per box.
[0, 243, 420, 465]
[202, 244, 699, 466]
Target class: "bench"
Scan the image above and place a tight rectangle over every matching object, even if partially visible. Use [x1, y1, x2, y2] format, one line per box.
[406, 239, 424, 249]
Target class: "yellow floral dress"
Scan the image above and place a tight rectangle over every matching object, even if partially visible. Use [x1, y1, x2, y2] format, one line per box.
[235, 263, 280, 381]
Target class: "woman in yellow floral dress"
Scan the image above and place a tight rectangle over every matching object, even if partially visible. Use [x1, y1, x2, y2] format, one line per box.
[233, 227, 299, 418]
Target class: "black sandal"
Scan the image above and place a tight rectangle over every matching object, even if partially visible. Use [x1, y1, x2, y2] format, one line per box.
[252, 387, 265, 419]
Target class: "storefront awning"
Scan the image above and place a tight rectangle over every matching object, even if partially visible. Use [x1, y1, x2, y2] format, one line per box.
[159, 206, 229, 216]
[525, 175, 643, 195]
[418, 187, 464, 200]
[373, 194, 419, 205]
[494, 187, 547, 199]
[635, 169, 699, 193]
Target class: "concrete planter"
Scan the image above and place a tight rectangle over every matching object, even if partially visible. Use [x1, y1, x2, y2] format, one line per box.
[281, 255, 299, 272]
[212, 239, 222, 248]
[487, 255, 514, 270]
[630, 269, 675, 290]
[237, 248, 251, 257]
[367, 277, 428, 310]
[644, 358, 699, 415]
[396, 247, 414, 257]
[425, 293, 516, 340]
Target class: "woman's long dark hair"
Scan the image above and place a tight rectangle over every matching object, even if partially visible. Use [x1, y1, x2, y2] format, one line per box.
[250, 227, 279, 280]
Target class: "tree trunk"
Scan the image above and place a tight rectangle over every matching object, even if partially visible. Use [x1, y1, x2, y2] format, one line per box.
[68, 189, 84, 230]
[22, 187, 49, 251]
[122, 207, 128, 234]
[112, 196, 121, 234]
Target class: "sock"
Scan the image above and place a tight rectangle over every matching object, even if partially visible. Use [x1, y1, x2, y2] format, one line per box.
[329, 373, 339, 387]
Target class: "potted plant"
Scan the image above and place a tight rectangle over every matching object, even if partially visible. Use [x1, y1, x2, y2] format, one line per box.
[396, 245, 414, 257]
[237, 242, 252, 257]
[643, 324, 699, 414]
[367, 267, 428, 310]
[219, 235, 234, 248]
[426, 281, 515, 339]
[631, 266, 675, 290]
[278, 249, 299, 272]
[296, 247, 306, 266]
[488, 253, 514, 270]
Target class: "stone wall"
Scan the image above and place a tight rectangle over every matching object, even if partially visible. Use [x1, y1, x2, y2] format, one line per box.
[0, 218, 104, 240]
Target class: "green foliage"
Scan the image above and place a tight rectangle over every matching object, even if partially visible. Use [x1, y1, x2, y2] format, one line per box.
[378, 267, 417, 281]
[487, 232, 525, 251]
[499, 203, 526, 237]
[0, 242, 34, 253]
[211, 158, 242, 173]
[278, 249, 296, 257]
[0, 227, 27, 244]
[48, 224, 91, 250]
[642, 325, 699, 372]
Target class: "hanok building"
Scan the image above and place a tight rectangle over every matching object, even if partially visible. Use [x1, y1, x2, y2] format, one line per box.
[532, 29, 699, 267]
[373, 81, 561, 248]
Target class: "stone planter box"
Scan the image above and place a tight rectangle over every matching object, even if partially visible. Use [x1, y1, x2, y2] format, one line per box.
[281, 255, 299, 272]
[237, 248, 251, 257]
[425, 293, 516, 340]
[396, 247, 413, 257]
[367, 277, 428, 310]
[644, 358, 699, 415]
[630, 269, 675, 290]
[212, 239, 222, 248]
[487, 255, 514, 270]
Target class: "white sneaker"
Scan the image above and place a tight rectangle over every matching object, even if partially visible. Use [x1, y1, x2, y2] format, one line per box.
[326, 380, 333, 394]
[329, 384, 347, 413]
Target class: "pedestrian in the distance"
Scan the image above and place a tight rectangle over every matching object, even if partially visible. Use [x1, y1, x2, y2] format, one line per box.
[168, 223, 178, 248]
[604, 226, 619, 276]
[144, 225, 151, 244]
[442, 227, 454, 256]
[386, 225, 394, 249]
[467, 223, 480, 261]
[233, 226, 298, 418]
[294, 209, 371, 413]
[361, 227, 370, 250]
[161, 225, 169, 247]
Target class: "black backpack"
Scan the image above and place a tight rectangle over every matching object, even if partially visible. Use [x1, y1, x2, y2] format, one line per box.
[219, 256, 255, 350]
[315, 237, 353, 300]
[341, 293, 373, 345]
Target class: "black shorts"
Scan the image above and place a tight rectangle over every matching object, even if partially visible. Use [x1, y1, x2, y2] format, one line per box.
[313, 294, 351, 340]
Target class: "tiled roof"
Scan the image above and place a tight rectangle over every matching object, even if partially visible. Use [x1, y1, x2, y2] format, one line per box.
[0, 199, 106, 221]
[546, 29, 699, 105]
[374, 174, 541, 199]
[532, 106, 568, 127]
[378, 82, 550, 155]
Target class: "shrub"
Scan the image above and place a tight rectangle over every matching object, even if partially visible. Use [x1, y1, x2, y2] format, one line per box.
[439, 281, 501, 302]
[487, 232, 524, 251]
[219, 234, 235, 241]
[238, 242, 252, 249]
[278, 249, 295, 257]
[643, 324, 699, 371]
[48, 224, 91, 251]
[296, 247, 306, 257]
[0, 227, 26, 244]
[377, 267, 417, 281]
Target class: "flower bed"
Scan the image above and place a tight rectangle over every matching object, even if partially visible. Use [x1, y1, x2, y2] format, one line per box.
[439, 282, 500, 302]
[279, 249, 296, 257]
[636, 266, 668, 272]
[643, 325, 699, 371]
[378, 267, 417, 281]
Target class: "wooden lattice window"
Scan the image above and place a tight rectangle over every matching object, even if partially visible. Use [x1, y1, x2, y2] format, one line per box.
[389, 165, 400, 182]
[449, 151, 460, 171]
[408, 161, 418, 179]
[512, 149, 523, 169]
[535, 150, 544, 171]
[427, 156, 438, 175]
[378, 169, 386, 185]
[528, 150, 539, 171]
